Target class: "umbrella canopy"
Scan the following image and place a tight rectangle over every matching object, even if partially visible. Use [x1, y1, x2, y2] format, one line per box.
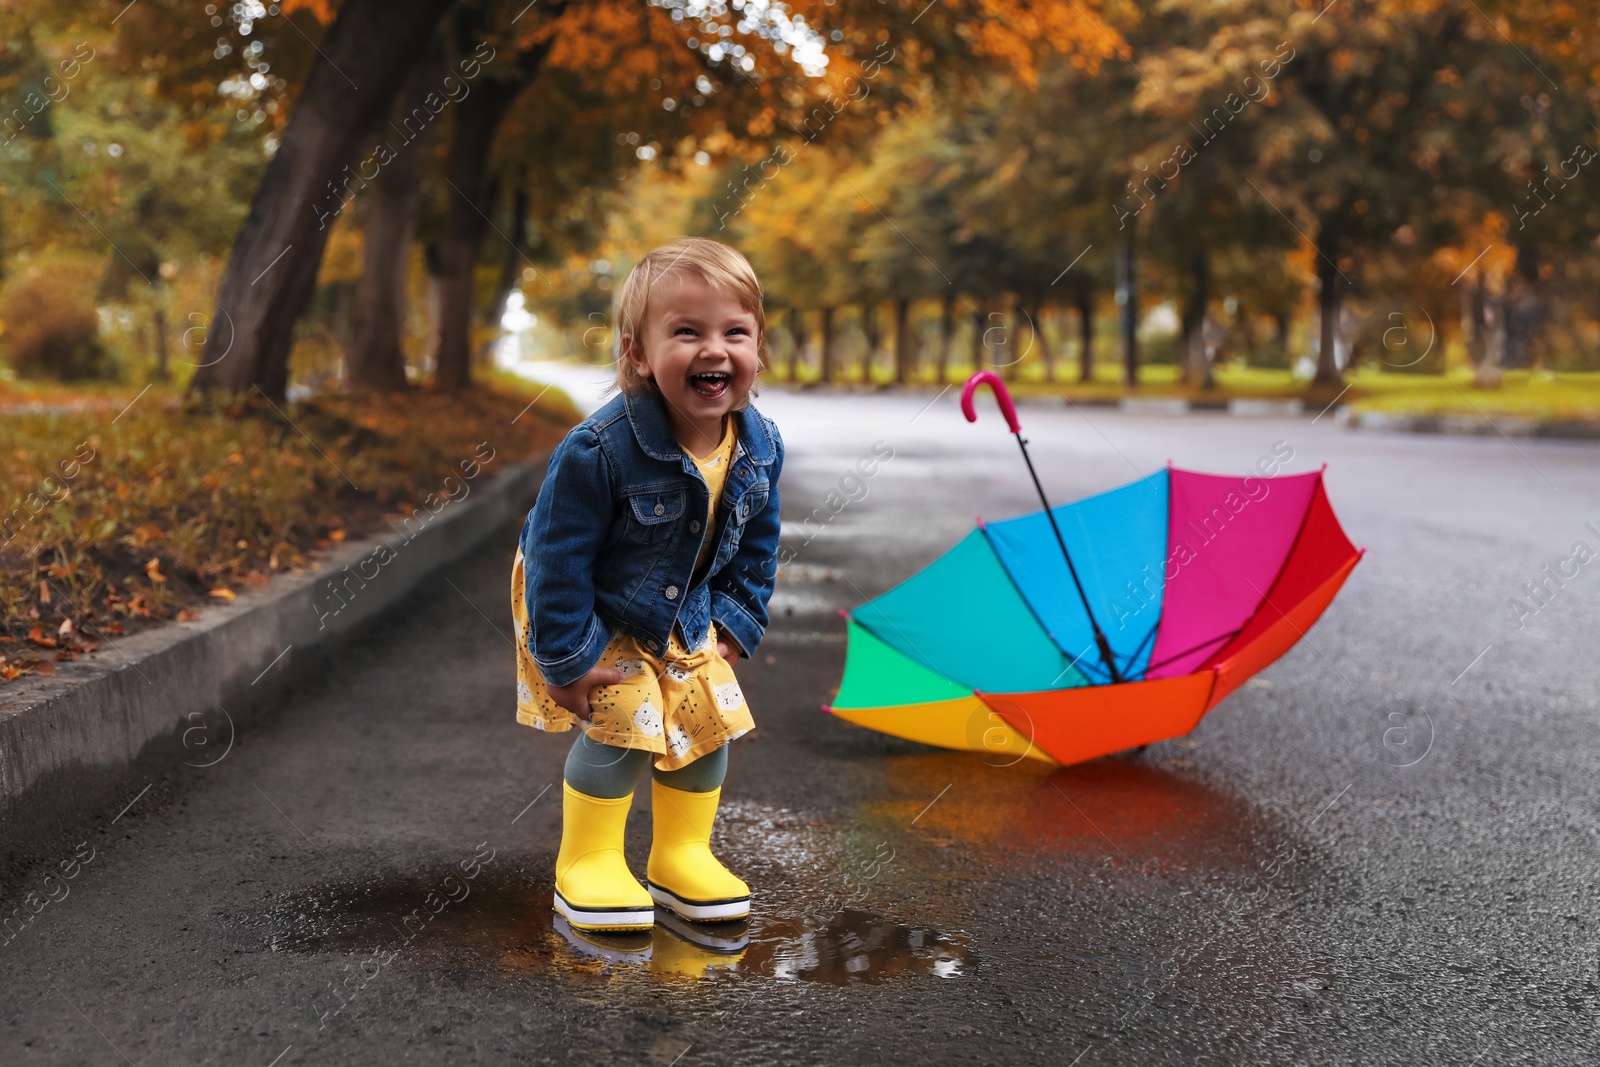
[827, 464, 1362, 767]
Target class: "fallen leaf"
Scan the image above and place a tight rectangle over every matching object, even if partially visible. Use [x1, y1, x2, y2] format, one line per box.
[25, 627, 57, 649]
[57, 622, 97, 654]
[106, 622, 123, 634]
[38, 580, 50, 604]
[145, 558, 167, 583]
[3, 656, 54, 678]
[329, 529, 346, 543]
[176, 608, 200, 622]
[54, 649, 76, 662]
[209, 587, 236, 601]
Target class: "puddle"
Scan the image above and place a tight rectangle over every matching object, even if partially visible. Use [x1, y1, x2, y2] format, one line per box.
[242, 864, 968, 984]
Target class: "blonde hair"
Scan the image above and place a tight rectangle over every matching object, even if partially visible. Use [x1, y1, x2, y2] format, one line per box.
[611, 237, 766, 403]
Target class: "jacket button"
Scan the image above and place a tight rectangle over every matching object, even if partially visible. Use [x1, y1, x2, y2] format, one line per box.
[653, 502, 665, 516]
[689, 520, 701, 533]
[646, 640, 659, 651]
[665, 585, 679, 600]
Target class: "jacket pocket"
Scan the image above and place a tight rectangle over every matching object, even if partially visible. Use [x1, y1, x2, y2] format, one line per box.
[624, 487, 686, 544]
[734, 480, 770, 526]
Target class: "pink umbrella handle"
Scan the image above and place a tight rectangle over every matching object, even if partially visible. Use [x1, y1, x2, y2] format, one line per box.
[960, 371, 1021, 434]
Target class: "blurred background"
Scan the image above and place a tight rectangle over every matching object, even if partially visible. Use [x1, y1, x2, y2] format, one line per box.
[3, 0, 1599, 669]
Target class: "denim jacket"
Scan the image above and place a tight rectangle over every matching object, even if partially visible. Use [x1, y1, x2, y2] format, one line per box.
[519, 387, 783, 689]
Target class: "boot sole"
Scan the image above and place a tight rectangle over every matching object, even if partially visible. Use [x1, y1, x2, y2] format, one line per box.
[553, 890, 654, 932]
[647, 881, 751, 922]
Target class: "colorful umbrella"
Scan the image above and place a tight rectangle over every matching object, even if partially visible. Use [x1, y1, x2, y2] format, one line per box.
[826, 373, 1364, 768]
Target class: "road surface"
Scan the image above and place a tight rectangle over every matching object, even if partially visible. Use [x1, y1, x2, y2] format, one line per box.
[4, 379, 1597, 1065]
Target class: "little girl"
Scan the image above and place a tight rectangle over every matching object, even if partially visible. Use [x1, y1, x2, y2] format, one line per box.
[510, 237, 783, 933]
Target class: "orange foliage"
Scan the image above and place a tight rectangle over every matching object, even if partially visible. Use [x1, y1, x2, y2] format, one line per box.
[964, 0, 1123, 84]
[279, 0, 336, 24]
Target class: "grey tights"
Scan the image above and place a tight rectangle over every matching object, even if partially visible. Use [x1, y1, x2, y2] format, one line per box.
[563, 730, 728, 799]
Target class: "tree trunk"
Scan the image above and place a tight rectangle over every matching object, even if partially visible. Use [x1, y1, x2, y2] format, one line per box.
[1029, 297, 1055, 383]
[475, 183, 530, 368]
[434, 77, 527, 393]
[1313, 220, 1344, 388]
[997, 298, 1019, 381]
[892, 297, 911, 384]
[819, 306, 835, 383]
[345, 39, 443, 392]
[188, 0, 455, 400]
[786, 306, 806, 382]
[422, 242, 443, 377]
[1476, 292, 1506, 387]
[859, 302, 881, 384]
[151, 305, 170, 382]
[1273, 311, 1290, 366]
[937, 290, 955, 384]
[970, 303, 988, 375]
[1504, 244, 1541, 371]
[1075, 284, 1094, 384]
[1462, 282, 1484, 367]
[1117, 237, 1138, 388]
[1183, 251, 1214, 390]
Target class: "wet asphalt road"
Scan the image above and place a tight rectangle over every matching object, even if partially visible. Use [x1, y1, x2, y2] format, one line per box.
[4, 382, 1600, 1066]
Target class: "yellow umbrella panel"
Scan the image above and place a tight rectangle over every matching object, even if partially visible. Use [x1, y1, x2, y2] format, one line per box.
[825, 621, 1057, 765]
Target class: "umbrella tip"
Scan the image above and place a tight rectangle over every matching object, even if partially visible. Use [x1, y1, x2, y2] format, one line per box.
[837, 608, 849, 618]
[975, 515, 985, 528]
[820, 703, 833, 714]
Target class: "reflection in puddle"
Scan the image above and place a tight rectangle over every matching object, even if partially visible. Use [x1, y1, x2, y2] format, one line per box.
[744, 908, 966, 981]
[247, 865, 968, 985]
[554, 906, 967, 982]
[860, 751, 1275, 876]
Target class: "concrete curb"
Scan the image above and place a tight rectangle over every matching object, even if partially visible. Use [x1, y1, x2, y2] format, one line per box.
[0, 458, 543, 867]
[1333, 407, 1600, 440]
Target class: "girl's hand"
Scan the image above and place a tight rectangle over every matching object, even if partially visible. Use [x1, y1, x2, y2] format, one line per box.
[546, 663, 626, 723]
[716, 639, 743, 669]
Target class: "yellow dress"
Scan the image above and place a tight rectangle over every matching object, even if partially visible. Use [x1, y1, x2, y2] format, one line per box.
[511, 416, 755, 771]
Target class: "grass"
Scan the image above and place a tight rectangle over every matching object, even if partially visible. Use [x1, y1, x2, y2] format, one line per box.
[0, 370, 579, 686]
[1340, 367, 1600, 422]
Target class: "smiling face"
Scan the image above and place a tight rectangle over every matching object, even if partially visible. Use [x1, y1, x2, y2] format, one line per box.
[622, 270, 762, 457]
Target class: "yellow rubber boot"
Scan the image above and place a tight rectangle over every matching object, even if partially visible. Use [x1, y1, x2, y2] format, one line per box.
[553, 782, 655, 932]
[646, 781, 751, 922]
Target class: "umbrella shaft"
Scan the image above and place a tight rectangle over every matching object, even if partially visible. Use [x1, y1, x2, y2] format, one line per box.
[1014, 435, 1124, 684]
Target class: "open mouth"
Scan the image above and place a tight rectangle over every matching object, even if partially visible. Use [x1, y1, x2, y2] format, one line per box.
[688, 370, 731, 399]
